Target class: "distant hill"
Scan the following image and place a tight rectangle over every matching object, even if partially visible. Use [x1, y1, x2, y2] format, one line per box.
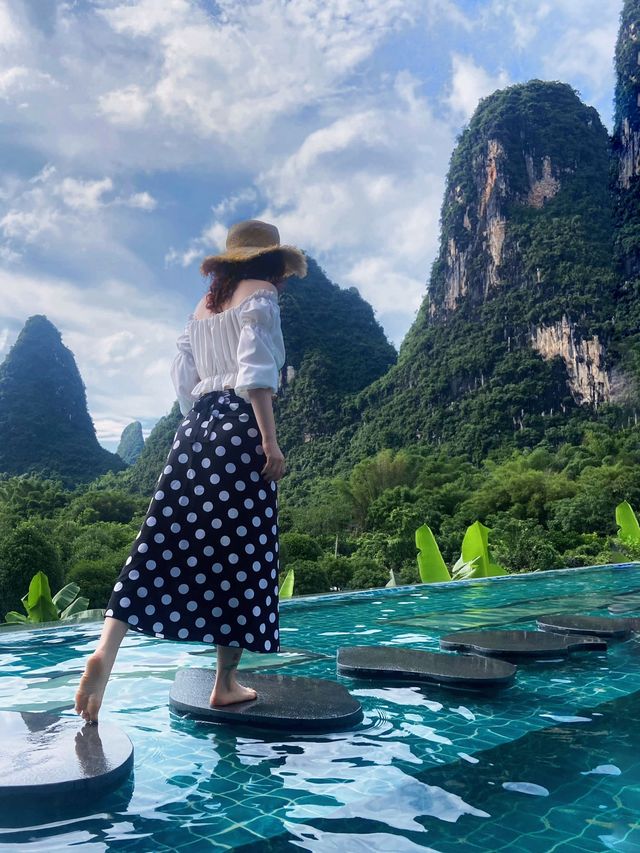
[117, 421, 145, 465]
[0, 315, 126, 488]
[116, 401, 183, 495]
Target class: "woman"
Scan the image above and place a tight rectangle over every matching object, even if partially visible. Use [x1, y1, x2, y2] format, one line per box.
[75, 219, 307, 722]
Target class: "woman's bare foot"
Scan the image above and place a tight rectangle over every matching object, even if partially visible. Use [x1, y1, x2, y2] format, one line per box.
[75, 650, 112, 723]
[210, 681, 258, 706]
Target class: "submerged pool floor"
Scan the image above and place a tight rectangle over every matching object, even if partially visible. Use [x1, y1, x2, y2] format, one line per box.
[1, 563, 640, 851]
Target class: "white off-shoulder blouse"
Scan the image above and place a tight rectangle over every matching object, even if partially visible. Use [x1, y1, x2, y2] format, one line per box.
[170, 287, 286, 416]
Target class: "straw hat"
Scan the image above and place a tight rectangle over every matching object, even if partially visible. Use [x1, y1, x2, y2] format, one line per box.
[200, 219, 307, 279]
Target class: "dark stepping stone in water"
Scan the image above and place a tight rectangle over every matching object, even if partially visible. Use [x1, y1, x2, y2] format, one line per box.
[440, 630, 607, 659]
[609, 591, 640, 614]
[536, 613, 636, 639]
[169, 668, 363, 732]
[0, 710, 133, 803]
[336, 645, 517, 689]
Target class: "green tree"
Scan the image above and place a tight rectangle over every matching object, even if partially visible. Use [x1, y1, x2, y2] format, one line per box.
[336, 448, 418, 530]
[63, 488, 145, 525]
[0, 519, 64, 617]
[491, 517, 564, 573]
[279, 532, 323, 568]
[283, 559, 330, 595]
[68, 522, 136, 564]
[346, 556, 389, 591]
[67, 557, 125, 610]
[318, 555, 354, 590]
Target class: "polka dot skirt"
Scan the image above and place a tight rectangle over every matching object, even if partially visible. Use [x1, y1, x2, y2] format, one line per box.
[106, 389, 280, 653]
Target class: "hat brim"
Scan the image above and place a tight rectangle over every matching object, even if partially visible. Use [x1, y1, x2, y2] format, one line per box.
[200, 244, 307, 279]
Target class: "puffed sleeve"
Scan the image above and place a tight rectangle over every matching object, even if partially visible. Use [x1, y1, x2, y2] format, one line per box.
[169, 313, 201, 416]
[235, 294, 286, 403]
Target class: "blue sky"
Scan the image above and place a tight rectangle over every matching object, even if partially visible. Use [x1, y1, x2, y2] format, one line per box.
[0, 0, 623, 452]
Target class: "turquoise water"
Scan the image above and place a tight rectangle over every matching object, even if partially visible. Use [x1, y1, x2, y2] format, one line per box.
[2, 563, 640, 851]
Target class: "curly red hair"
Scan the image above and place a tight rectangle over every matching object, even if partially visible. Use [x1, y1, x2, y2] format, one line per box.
[201, 250, 287, 314]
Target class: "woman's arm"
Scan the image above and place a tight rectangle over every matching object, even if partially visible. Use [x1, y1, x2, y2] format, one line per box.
[247, 388, 286, 483]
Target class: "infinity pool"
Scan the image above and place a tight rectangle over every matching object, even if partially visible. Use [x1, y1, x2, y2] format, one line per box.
[2, 563, 640, 851]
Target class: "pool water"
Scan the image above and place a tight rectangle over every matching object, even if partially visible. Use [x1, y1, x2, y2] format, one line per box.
[1, 563, 640, 852]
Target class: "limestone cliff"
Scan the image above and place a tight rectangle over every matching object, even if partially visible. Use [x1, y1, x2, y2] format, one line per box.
[333, 79, 634, 465]
[425, 79, 624, 409]
[529, 317, 611, 408]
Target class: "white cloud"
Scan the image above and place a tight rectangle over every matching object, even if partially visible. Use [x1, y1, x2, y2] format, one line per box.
[168, 70, 454, 337]
[541, 21, 619, 103]
[0, 65, 58, 99]
[478, 0, 622, 108]
[97, 84, 150, 126]
[100, 0, 193, 36]
[0, 0, 22, 47]
[0, 205, 61, 243]
[443, 53, 511, 121]
[425, 0, 474, 31]
[212, 188, 259, 220]
[483, 1, 553, 50]
[165, 190, 259, 267]
[0, 165, 156, 263]
[56, 177, 114, 211]
[0, 0, 424, 174]
[122, 191, 157, 211]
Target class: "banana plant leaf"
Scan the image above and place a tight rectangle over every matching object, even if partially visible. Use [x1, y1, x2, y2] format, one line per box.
[458, 521, 507, 579]
[61, 608, 106, 623]
[616, 501, 640, 545]
[450, 555, 481, 581]
[609, 550, 637, 563]
[415, 524, 451, 583]
[280, 568, 294, 599]
[24, 571, 59, 623]
[53, 582, 82, 613]
[4, 611, 28, 623]
[61, 597, 90, 618]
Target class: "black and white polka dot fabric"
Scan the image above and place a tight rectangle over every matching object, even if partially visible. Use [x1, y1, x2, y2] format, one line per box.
[106, 389, 280, 653]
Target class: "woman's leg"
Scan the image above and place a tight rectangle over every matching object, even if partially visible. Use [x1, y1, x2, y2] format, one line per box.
[210, 644, 258, 706]
[75, 616, 130, 723]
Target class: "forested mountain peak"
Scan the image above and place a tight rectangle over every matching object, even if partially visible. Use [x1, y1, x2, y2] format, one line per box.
[328, 78, 639, 468]
[0, 314, 126, 487]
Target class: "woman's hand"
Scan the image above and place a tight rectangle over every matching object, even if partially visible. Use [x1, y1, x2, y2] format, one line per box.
[261, 437, 286, 482]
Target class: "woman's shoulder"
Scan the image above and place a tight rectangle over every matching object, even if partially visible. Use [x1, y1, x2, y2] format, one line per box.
[192, 283, 278, 319]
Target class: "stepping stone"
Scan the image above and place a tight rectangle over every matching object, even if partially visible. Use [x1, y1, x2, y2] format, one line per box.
[0, 710, 133, 803]
[536, 613, 636, 639]
[336, 645, 517, 689]
[169, 668, 363, 732]
[609, 591, 640, 614]
[440, 630, 607, 659]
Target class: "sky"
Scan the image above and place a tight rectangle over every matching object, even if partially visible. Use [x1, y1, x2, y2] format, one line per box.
[0, 0, 624, 452]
